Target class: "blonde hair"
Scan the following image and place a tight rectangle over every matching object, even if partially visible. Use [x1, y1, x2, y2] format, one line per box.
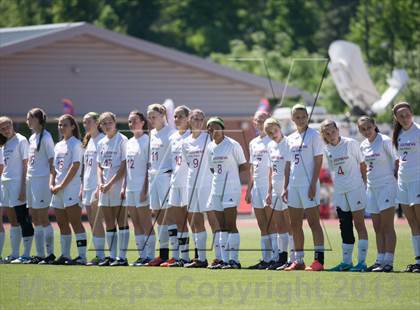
[291, 104, 308, 115]
[98, 112, 117, 125]
[263, 117, 281, 133]
[190, 109, 205, 120]
[320, 119, 338, 144]
[147, 103, 166, 116]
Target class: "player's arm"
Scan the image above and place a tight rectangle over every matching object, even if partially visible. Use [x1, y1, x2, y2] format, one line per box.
[360, 162, 367, 185]
[282, 161, 291, 203]
[58, 161, 80, 190]
[265, 167, 273, 205]
[49, 166, 56, 190]
[245, 164, 254, 203]
[308, 155, 322, 199]
[107, 160, 126, 187]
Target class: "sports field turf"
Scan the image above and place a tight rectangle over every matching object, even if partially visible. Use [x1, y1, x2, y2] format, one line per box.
[1, 219, 419, 310]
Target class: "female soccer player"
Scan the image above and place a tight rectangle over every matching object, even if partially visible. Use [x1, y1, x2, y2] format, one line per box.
[26, 108, 55, 264]
[81, 112, 106, 265]
[123, 111, 156, 266]
[182, 109, 212, 268]
[50, 114, 87, 265]
[282, 104, 325, 271]
[0, 116, 33, 264]
[162, 106, 191, 267]
[264, 118, 293, 270]
[320, 120, 369, 272]
[358, 116, 397, 272]
[96, 112, 128, 266]
[246, 111, 274, 269]
[146, 104, 175, 266]
[392, 102, 420, 273]
[206, 117, 247, 269]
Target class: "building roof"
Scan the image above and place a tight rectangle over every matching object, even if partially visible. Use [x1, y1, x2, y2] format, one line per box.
[0, 22, 313, 102]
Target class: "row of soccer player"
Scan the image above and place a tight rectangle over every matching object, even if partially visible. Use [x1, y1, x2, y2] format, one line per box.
[0, 102, 418, 272]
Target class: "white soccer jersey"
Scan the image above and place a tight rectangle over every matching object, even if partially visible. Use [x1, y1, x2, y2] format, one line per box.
[249, 135, 270, 188]
[170, 129, 191, 187]
[267, 139, 288, 192]
[53, 136, 82, 185]
[126, 134, 149, 191]
[0, 148, 3, 166]
[83, 133, 104, 190]
[27, 130, 55, 178]
[1, 133, 28, 181]
[207, 136, 247, 195]
[182, 132, 212, 189]
[360, 133, 397, 188]
[286, 127, 324, 187]
[149, 125, 175, 174]
[97, 132, 127, 183]
[325, 137, 365, 193]
[397, 122, 420, 183]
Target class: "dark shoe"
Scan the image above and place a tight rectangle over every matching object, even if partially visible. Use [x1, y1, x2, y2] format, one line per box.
[221, 260, 241, 269]
[366, 262, 382, 272]
[98, 257, 115, 267]
[52, 255, 71, 265]
[38, 254, 56, 265]
[66, 256, 87, 265]
[276, 261, 292, 271]
[29, 256, 44, 264]
[372, 264, 393, 273]
[248, 260, 270, 270]
[402, 264, 420, 273]
[110, 258, 128, 266]
[184, 258, 208, 268]
[86, 256, 102, 266]
[207, 259, 223, 269]
[266, 260, 285, 270]
[169, 259, 188, 267]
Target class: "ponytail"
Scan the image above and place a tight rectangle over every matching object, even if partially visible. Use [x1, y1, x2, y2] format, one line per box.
[27, 108, 47, 151]
[82, 112, 101, 148]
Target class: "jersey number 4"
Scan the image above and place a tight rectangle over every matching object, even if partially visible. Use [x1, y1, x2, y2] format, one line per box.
[337, 166, 344, 175]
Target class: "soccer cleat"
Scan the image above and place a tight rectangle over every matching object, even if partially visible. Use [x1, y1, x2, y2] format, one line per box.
[349, 262, 367, 272]
[86, 256, 102, 266]
[130, 257, 145, 266]
[52, 255, 71, 265]
[413, 265, 420, 273]
[372, 264, 393, 273]
[98, 257, 115, 267]
[366, 262, 382, 272]
[109, 257, 128, 266]
[132, 258, 151, 267]
[284, 261, 306, 271]
[2, 255, 18, 264]
[207, 259, 223, 269]
[248, 260, 270, 270]
[221, 260, 241, 269]
[305, 260, 324, 271]
[38, 253, 56, 265]
[146, 257, 164, 267]
[169, 259, 188, 267]
[11, 256, 32, 264]
[405, 264, 420, 273]
[266, 261, 285, 270]
[160, 257, 177, 267]
[28, 256, 44, 264]
[276, 261, 293, 271]
[327, 262, 353, 272]
[66, 256, 87, 265]
[184, 258, 208, 268]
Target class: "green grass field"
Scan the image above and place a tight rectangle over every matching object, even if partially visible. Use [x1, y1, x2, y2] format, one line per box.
[1, 220, 419, 310]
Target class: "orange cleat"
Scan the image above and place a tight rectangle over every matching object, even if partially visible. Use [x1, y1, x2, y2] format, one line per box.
[305, 260, 324, 271]
[160, 257, 177, 267]
[146, 257, 164, 267]
[284, 261, 306, 271]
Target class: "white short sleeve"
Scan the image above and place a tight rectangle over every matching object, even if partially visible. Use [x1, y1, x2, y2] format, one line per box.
[351, 140, 364, 163]
[120, 138, 127, 162]
[20, 139, 29, 160]
[233, 142, 247, 166]
[45, 136, 55, 159]
[72, 141, 82, 163]
[384, 138, 397, 161]
[312, 131, 324, 157]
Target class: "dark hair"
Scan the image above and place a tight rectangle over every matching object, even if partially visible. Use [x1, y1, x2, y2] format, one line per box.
[392, 102, 413, 150]
[58, 114, 80, 140]
[82, 112, 102, 148]
[0, 116, 13, 146]
[129, 110, 148, 132]
[357, 116, 379, 133]
[27, 108, 47, 151]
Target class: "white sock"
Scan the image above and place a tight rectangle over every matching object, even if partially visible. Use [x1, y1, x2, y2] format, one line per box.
[178, 232, 190, 262]
[269, 233, 279, 261]
[75, 232, 87, 259]
[22, 236, 33, 257]
[168, 224, 179, 260]
[44, 224, 54, 256]
[295, 250, 304, 264]
[342, 243, 354, 264]
[118, 228, 130, 259]
[61, 234, 72, 258]
[228, 233, 240, 263]
[93, 236, 105, 259]
[0, 231, 5, 257]
[157, 225, 169, 249]
[34, 226, 45, 258]
[413, 235, 420, 264]
[106, 230, 118, 259]
[214, 232, 222, 260]
[10, 226, 22, 257]
[288, 234, 295, 262]
[278, 233, 289, 253]
[384, 252, 394, 266]
[135, 234, 146, 258]
[195, 231, 207, 261]
[357, 239, 368, 264]
[219, 231, 229, 262]
[261, 235, 271, 262]
[376, 252, 385, 264]
[145, 234, 156, 259]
